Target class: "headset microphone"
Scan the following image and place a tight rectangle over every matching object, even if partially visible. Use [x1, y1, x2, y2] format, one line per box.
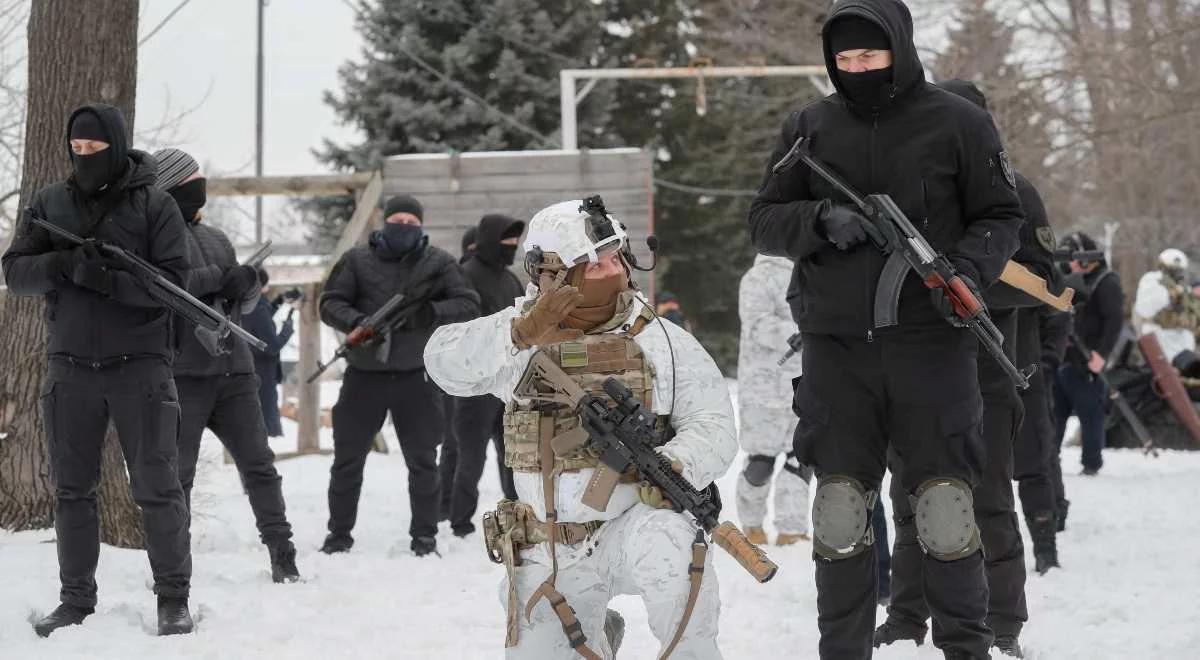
[629, 235, 659, 272]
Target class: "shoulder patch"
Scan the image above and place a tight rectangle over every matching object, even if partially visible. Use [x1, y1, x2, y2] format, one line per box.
[1036, 226, 1056, 253]
[998, 151, 1017, 190]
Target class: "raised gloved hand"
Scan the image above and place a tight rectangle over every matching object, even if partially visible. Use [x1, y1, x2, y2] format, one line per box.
[637, 459, 684, 510]
[219, 264, 258, 300]
[930, 273, 981, 327]
[511, 280, 585, 349]
[819, 203, 869, 251]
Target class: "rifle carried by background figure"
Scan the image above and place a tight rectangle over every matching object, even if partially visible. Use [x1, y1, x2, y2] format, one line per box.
[29, 213, 267, 354]
[517, 352, 779, 584]
[772, 137, 1034, 389]
[306, 293, 408, 383]
[778, 332, 803, 366]
[1053, 248, 1105, 265]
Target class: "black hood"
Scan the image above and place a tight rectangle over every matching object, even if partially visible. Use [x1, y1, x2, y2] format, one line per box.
[474, 214, 525, 267]
[822, 0, 925, 111]
[460, 226, 478, 264]
[66, 103, 131, 188]
[939, 79, 989, 111]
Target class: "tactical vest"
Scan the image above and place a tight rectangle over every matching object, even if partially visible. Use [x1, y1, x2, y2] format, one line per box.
[503, 309, 666, 473]
[1153, 272, 1200, 334]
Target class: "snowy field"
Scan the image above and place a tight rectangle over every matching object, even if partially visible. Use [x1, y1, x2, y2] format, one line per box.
[2, 394, 1199, 659]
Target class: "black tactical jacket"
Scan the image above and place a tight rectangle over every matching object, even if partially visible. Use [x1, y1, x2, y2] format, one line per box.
[174, 222, 257, 377]
[462, 214, 525, 317]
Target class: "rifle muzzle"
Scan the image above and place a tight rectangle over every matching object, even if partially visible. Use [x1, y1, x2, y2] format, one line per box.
[712, 521, 778, 583]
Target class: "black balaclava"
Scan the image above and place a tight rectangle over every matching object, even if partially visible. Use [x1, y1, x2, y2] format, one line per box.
[476, 214, 525, 267]
[68, 108, 126, 195]
[827, 16, 893, 107]
[378, 222, 425, 258]
[154, 147, 206, 223]
[170, 178, 207, 225]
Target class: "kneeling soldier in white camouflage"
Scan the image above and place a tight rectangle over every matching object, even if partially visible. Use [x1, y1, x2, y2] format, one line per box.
[424, 197, 737, 659]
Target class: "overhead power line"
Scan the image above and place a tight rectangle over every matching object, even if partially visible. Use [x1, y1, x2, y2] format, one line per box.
[654, 178, 758, 197]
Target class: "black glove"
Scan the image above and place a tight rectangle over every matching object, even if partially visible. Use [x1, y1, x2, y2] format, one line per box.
[405, 301, 437, 329]
[56, 240, 101, 281]
[72, 258, 115, 296]
[219, 264, 258, 300]
[930, 273, 981, 327]
[819, 203, 869, 251]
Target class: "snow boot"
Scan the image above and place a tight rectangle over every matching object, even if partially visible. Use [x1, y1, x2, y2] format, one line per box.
[776, 532, 810, 546]
[745, 526, 767, 545]
[1080, 466, 1099, 476]
[33, 603, 94, 637]
[995, 633, 1025, 657]
[1056, 499, 1070, 532]
[156, 596, 194, 636]
[320, 533, 353, 554]
[873, 620, 927, 648]
[411, 536, 440, 557]
[269, 540, 301, 583]
[452, 523, 475, 538]
[604, 608, 626, 656]
[943, 650, 987, 660]
[1026, 510, 1060, 575]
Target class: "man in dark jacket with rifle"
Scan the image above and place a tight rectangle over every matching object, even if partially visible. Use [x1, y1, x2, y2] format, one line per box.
[746, 3, 1024, 658]
[2, 103, 194, 637]
[153, 148, 300, 584]
[318, 194, 479, 557]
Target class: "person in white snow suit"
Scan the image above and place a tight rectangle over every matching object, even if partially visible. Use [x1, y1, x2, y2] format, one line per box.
[1133, 248, 1198, 362]
[424, 198, 737, 659]
[735, 254, 812, 546]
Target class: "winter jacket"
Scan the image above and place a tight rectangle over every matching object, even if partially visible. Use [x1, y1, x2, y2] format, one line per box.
[244, 295, 294, 382]
[423, 295, 736, 532]
[1070, 267, 1125, 360]
[737, 255, 803, 455]
[319, 235, 480, 373]
[173, 222, 257, 377]
[3, 116, 189, 364]
[983, 173, 1056, 310]
[462, 214, 525, 317]
[747, 0, 1023, 337]
[1133, 270, 1197, 360]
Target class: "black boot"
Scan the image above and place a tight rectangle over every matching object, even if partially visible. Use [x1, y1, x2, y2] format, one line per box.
[411, 535, 439, 557]
[156, 596, 194, 636]
[944, 650, 987, 660]
[1026, 510, 1061, 575]
[873, 620, 927, 648]
[33, 603, 94, 637]
[995, 633, 1025, 657]
[604, 609, 626, 656]
[320, 533, 354, 554]
[269, 540, 301, 583]
[1056, 499, 1070, 532]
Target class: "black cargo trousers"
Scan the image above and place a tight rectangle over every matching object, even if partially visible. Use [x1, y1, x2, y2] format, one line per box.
[438, 393, 517, 535]
[42, 358, 192, 608]
[174, 373, 292, 545]
[793, 327, 990, 660]
[328, 367, 443, 540]
[886, 310, 1029, 642]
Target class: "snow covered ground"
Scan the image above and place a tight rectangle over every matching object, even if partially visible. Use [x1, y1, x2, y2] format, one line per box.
[2, 393, 1199, 659]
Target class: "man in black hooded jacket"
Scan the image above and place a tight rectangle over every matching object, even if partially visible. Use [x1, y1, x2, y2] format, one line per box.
[318, 194, 480, 557]
[153, 147, 300, 585]
[3, 103, 194, 637]
[876, 80, 1057, 658]
[439, 213, 523, 537]
[747, 3, 1024, 658]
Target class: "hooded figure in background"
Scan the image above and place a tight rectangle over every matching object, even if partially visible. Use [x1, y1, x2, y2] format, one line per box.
[747, 1, 1024, 657]
[3, 103, 195, 637]
[424, 198, 737, 659]
[438, 213, 525, 536]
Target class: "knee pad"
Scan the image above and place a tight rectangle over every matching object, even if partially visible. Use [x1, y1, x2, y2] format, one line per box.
[912, 478, 981, 561]
[782, 451, 812, 480]
[812, 475, 876, 560]
[741, 455, 776, 487]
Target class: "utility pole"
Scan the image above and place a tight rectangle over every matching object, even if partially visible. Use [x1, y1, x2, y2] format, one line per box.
[254, 0, 265, 244]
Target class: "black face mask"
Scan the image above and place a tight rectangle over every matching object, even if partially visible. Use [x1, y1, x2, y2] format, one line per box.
[498, 244, 519, 266]
[837, 67, 894, 107]
[169, 178, 207, 224]
[71, 150, 120, 195]
[379, 222, 424, 258]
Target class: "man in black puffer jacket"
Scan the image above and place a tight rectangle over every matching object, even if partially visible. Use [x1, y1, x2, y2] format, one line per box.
[440, 213, 523, 537]
[747, 3, 1024, 658]
[319, 194, 480, 557]
[3, 103, 194, 637]
[153, 148, 299, 585]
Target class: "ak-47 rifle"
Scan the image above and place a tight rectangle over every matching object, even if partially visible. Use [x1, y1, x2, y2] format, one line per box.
[516, 352, 779, 584]
[773, 137, 1034, 389]
[778, 332, 803, 366]
[29, 212, 267, 353]
[306, 293, 408, 383]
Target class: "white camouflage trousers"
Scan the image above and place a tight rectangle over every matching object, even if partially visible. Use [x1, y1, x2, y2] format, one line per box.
[736, 406, 811, 535]
[501, 503, 722, 659]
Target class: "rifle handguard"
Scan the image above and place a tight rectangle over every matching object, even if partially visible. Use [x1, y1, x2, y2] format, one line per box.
[712, 522, 778, 583]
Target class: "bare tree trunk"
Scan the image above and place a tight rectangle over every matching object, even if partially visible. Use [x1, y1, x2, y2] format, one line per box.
[0, 0, 143, 548]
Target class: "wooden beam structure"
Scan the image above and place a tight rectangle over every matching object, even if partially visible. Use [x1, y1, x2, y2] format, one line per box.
[208, 172, 374, 197]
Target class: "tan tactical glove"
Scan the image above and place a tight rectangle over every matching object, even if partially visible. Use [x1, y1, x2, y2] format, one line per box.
[637, 459, 684, 510]
[511, 277, 585, 349]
